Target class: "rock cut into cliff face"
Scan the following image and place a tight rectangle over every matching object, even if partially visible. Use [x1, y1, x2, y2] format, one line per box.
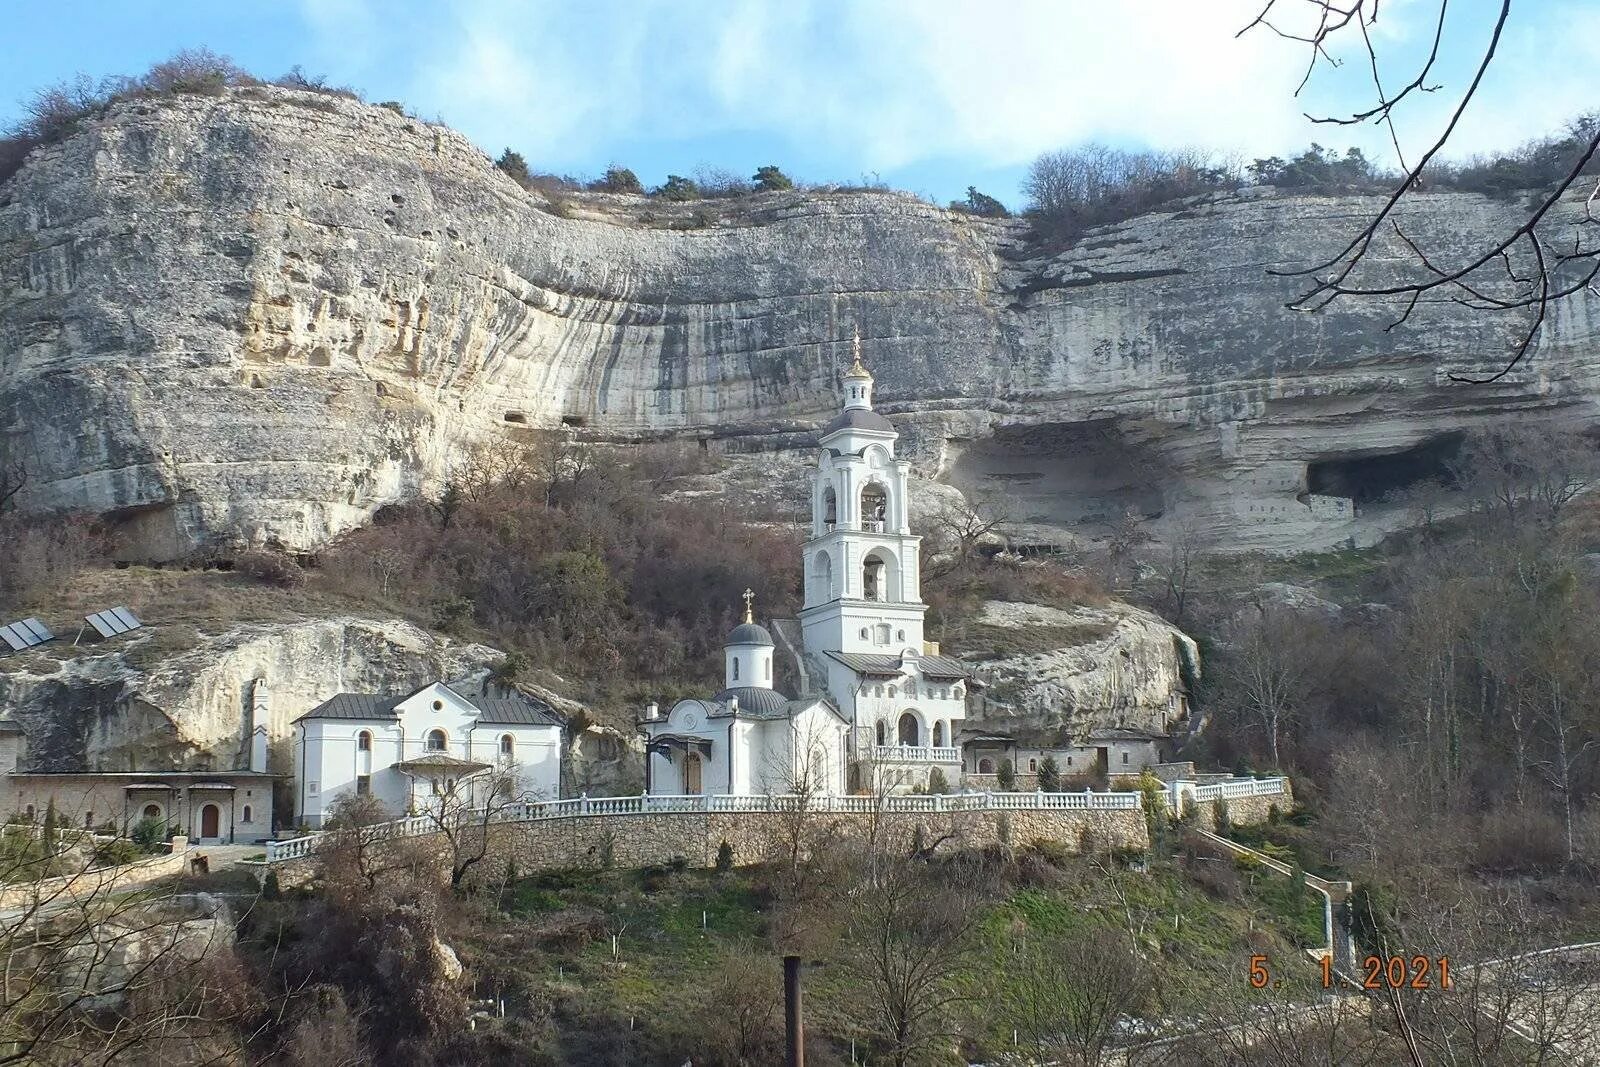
[2, 85, 1597, 559]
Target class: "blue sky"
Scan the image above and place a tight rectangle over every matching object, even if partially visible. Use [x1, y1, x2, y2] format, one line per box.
[2, 1, 1595, 206]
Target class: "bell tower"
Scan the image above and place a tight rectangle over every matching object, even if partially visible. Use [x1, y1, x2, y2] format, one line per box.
[799, 333, 926, 660]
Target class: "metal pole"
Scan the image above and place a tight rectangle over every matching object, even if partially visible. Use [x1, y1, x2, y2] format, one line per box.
[784, 954, 804, 1067]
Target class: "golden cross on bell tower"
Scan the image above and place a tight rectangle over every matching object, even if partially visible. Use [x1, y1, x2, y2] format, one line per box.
[742, 587, 755, 623]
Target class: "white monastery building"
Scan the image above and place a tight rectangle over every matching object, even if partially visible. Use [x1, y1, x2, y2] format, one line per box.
[642, 339, 975, 795]
[293, 676, 563, 827]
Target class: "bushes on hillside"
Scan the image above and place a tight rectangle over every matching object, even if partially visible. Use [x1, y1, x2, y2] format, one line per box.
[1, 49, 361, 184]
[322, 438, 799, 698]
[1023, 144, 1238, 239]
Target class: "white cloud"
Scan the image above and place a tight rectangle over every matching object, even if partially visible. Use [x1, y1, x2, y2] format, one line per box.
[311, 0, 1598, 182]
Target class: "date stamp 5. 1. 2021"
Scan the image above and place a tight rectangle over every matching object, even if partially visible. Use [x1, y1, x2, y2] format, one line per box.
[1250, 954, 1453, 990]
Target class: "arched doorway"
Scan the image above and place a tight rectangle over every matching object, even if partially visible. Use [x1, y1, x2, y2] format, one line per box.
[200, 804, 220, 840]
[897, 713, 919, 746]
[932, 721, 945, 747]
[683, 753, 703, 795]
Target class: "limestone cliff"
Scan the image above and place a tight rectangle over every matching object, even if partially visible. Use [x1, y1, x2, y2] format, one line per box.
[3, 85, 1597, 559]
[0, 616, 498, 772]
[960, 599, 1198, 738]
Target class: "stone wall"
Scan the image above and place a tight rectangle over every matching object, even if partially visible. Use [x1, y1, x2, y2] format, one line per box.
[266, 804, 1149, 889]
[481, 806, 1148, 883]
[0, 836, 191, 911]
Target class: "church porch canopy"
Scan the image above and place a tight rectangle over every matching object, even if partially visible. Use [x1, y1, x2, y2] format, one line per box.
[393, 753, 491, 774]
[645, 734, 714, 760]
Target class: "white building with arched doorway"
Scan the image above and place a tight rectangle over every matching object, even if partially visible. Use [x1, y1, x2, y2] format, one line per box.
[641, 601, 850, 797]
[292, 676, 564, 828]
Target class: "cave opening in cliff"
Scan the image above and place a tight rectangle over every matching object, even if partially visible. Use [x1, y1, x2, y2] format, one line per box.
[944, 419, 1170, 535]
[1305, 433, 1464, 504]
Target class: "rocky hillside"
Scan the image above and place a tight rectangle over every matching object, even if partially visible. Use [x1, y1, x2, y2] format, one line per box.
[3, 85, 1597, 559]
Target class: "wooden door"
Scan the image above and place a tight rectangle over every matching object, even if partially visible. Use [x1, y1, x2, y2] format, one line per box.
[200, 804, 220, 839]
[683, 753, 703, 795]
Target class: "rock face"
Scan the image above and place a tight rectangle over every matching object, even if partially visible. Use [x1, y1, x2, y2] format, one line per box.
[963, 599, 1198, 737]
[3, 86, 1597, 559]
[0, 616, 498, 772]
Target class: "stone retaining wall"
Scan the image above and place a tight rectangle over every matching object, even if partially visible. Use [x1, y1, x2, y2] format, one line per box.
[267, 805, 1150, 889]
[0, 836, 191, 911]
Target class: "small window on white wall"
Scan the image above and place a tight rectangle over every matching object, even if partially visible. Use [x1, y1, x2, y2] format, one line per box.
[500, 734, 514, 756]
[242, 805, 252, 823]
[765, 659, 771, 681]
[426, 729, 447, 751]
[357, 731, 371, 752]
[897, 629, 905, 641]
[860, 627, 869, 640]
[733, 657, 740, 681]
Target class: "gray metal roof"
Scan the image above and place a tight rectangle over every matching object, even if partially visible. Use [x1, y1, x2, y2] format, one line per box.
[712, 687, 792, 718]
[725, 622, 774, 646]
[294, 678, 564, 727]
[824, 651, 971, 680]
[822, 408, 895, 436]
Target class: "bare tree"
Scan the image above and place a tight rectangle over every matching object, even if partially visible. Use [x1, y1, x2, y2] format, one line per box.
[1215, 604, 1320, 768]
[1241, 2, 1600, 382]
[0, 830, 260, 1064]
[418, 761, 534, 890]
[1451, 424, 1600, 527]
[836, 851, 985, 1067]
[921, 490, 1008, 583]
[1001, 926, 1154, 1066]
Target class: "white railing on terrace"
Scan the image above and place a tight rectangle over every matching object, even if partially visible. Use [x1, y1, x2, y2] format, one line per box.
[869, 745, 962, 764]
[1191, 777, 1288, 802]
[264, 789, 1144, 863]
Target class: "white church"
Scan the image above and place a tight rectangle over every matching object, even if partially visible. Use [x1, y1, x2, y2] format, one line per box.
[642, 343, 974, 795]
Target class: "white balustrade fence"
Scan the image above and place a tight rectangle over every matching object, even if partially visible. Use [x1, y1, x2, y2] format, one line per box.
[263, 787, 1155, 863]
[869, 745, 962, 764]
[1190, 777, 1290, 803]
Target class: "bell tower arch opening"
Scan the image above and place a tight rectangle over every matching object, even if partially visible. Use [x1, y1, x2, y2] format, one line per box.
[861, 547, 899, 603]
[860, 482, 888, 533]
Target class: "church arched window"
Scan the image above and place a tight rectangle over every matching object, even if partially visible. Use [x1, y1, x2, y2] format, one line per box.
[860, 627, 869, 640]
[978, 757, 994, 774]
[426, 729, 447, 752]
[357, 731, 371, 752]
[888, 685, 896, 699]
[500, 734, 514, 757]
[875, 623, 891, 645]
[765, 658, 771, 681]
[732, 657, 740, 681]
[822, 486, 837, 530]
[874, 720, 886, 746]
[932, 721, 945, 747]
[897, 629, 905, 642]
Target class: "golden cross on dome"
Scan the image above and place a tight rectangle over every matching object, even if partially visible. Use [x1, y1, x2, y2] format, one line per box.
[844, 327, 872, 380]
[742, 587, 755, 623]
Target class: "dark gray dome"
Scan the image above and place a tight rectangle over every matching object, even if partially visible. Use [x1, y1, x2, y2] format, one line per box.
[823, 408, 895, 436]
[726, 622, 774, 646]
[714, 687, 790, 716]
